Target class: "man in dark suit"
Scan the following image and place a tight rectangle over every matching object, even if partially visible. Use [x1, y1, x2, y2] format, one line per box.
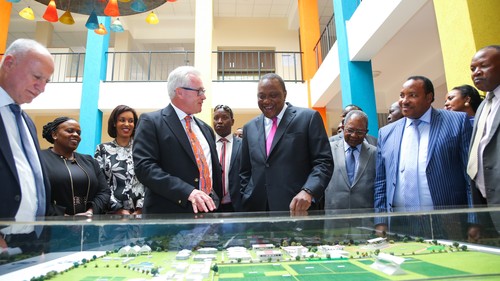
[468, 45, 500, 233]
[374, 76, 472, 238]
[0, 39, 54, 251]
[133, 66, 222, 214]
[240, 73, 333, 212]
[325, 110, 376, 210]
[329, 104, 377, 146]
[213, 104, 242, 212]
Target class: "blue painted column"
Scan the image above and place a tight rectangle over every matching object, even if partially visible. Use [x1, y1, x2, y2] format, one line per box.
[333, 0, 378, 136]
[78, 16, 110, 155]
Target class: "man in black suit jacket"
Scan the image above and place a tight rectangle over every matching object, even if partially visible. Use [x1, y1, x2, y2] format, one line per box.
[133, 66, 222, 214]
[0, 39, 54, 251]
[213, 104, 242, 212]
[240, 73, 333, 212]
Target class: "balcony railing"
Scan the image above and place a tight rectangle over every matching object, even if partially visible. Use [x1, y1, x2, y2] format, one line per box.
[106, 51, 194, 82]
[213, 51, 303, 83]
[314, 14, 336, 68]
[51, 53, 86, 83]
[46, 50, 303, 83]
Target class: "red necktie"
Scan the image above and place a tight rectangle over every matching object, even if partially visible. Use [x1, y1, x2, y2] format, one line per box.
[219, 137, 230, 203]
[266, 117, 278, 156]
[185, 116, 212, 194]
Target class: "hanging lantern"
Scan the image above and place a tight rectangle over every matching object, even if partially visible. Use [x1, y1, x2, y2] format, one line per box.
[59, 10, 75, 25]
[85, 10, 99, 30]
[130, 0, 147, 12]
[110, 18, 124, 32]
[104, 0, 120, 17]
[94, 23, 108, 35]
[42, 0, 58, 22]
[19, 6, 35, 21]
[146, 11, 159, 25]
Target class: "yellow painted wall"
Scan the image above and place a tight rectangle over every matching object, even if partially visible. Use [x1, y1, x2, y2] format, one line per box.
[434, 0, 500, 93]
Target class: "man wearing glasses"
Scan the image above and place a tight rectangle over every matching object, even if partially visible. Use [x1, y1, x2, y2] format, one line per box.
[325, 110, 376, 210]
[133, 66, 222, 214]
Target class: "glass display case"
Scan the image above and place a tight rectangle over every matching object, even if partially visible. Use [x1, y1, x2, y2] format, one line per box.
[1, 207, 499, 281]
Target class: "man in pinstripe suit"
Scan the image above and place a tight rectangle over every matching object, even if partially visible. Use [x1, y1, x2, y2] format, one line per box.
[374, 76, 472, 238]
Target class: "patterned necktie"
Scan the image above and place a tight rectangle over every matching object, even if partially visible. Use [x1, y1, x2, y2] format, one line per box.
[402, 119, 421, 208]
[266, 117, 278, 156]
[219, 137, 230, 204]
[467, 92, 494, 180]
[346, 146, 357, 185]
[9, 104, 46, 219]
[184, 116, 212, 194]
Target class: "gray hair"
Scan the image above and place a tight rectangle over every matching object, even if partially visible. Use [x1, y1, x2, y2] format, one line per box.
[344, 110, 368, 128]
[1, 39, 51, 66]
[166, 66, 202, 100]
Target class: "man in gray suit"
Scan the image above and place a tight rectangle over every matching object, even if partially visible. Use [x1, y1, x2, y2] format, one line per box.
[325, 110, 376, 210]
[468, 45, 500, 233]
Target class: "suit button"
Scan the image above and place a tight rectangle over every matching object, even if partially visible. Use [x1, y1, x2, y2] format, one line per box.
[178, 200, 182, 204]
[194, 178, 199, 183]
[14, 195, 21, 202]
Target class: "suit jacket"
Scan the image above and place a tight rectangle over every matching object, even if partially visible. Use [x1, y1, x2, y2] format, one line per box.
[133, 104, 222, 214]
[325, 139, 376, 210]
[227, 136, 243, 211]
[240, 103, 333, 211]
[0, 110, 52, 219]
[469, 94, 500, 207]
[329, 133, 378, 146]
[374, 108, 472, 211]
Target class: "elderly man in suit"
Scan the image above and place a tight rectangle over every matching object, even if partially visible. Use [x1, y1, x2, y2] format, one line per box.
[133, 66, 222, 214]
[374, 76, 472, 238]
[213, 104, 242, 212]
[240, 73, 333, 212]
[468, 45, 500, 233]
[325, 110, 376, 210]
[0, 39, 54, 251]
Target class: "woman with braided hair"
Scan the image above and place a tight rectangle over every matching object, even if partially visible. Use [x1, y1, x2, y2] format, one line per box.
[40, 117, 110, 216]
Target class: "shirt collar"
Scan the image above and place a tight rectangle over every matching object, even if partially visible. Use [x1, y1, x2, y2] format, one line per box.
[171, 103, 190, 121]
[0, 86, 15, 108]
[343, 140, 361, 152]
[216, 134, 233, 143]
[405, 106, 432, 128]
[265, 103, 288, 124]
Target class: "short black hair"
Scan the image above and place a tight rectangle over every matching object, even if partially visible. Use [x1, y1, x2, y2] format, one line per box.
[407, 75, 434, 102]
[108, 105, 138, 138]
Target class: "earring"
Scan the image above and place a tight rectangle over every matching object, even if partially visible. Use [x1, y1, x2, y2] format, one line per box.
[465, 102, 470, 107]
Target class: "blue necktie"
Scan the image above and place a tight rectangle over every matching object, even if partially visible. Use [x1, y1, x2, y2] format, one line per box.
[9, 104, 46, 220]
[403, 119, 421, 208]
[346, 146, 357, 185]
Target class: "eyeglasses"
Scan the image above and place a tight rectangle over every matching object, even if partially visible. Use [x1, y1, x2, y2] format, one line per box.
[344, 127, 368, 136]
[180, 87, 206, 96]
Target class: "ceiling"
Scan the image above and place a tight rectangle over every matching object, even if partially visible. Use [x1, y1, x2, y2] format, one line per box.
[7, 0, 446, 117]
[8, 0, 334, 49]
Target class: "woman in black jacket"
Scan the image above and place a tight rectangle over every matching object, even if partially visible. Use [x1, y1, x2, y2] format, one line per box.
[40, 117, 110, 216]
